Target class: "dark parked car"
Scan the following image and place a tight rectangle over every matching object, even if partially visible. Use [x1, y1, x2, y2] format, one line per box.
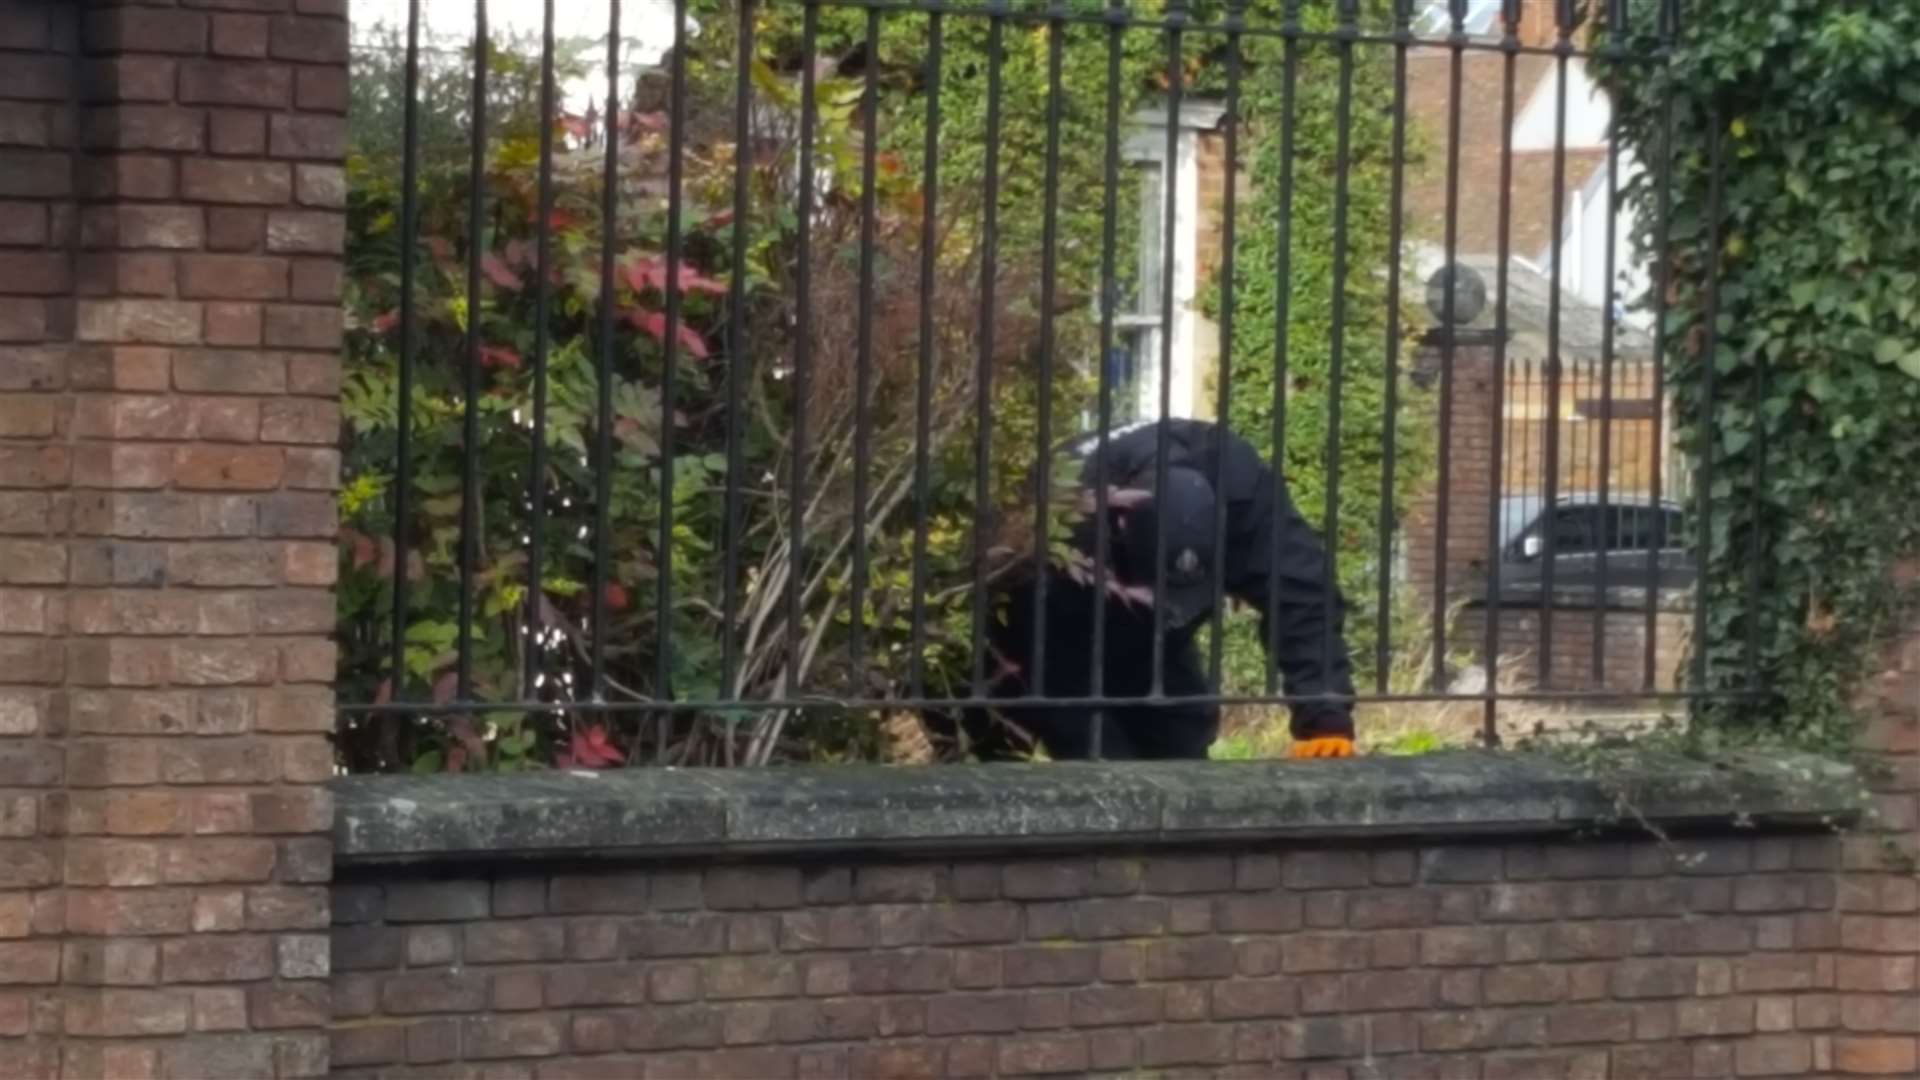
[1489, 493, 1694, 604]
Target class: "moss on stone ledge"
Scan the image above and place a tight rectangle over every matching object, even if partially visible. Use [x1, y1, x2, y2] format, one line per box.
[331, 751, 1859, 865]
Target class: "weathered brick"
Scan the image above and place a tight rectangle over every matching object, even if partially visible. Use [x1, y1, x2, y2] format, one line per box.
[1613, 958, 1697, 999]
[383, 878, 488, 922]
[926, 903, 1020, 945]
[85, 105, 205, 153]
[65, 838, 163, 886]
[295, 65, 348, 112]
[1736, 954, 1821, 992]
[208, 109, 269, 156]
[1212, 978, 1296, 1020]
[161, 934, 272, 983]
[1143, 854, 1235, 894]
[466, 921, 565, 965]
[207, 206, 265, 252]
[1833, 1037, 1920, 1076]
[276, 933, 328, 976]
[269, 15, 348, 63]
[380, 970, 486, 1015]
[65, 988, 191, 1037]
[61, 939, 158, 988]
[1146, 937, 1236, 981]
[181, 61, 292, 109]
[78, 299, 203, 345]
[180, 255, 288, 300]
[1734, 1035, 1813, 1076]
[259, 398, 337, 444]
[1001, 946, 1097, 988]
[265, 210, 342, 254]
[849, 951, 951, 995]
[163, 838, 276, 884]
[545, 964, 649, 1008]
[268, 113, 345, 159]
[462, 1014, 565, 1060]
[210, 13, 270, 57]
[706, 956, 799, 1000]
[170, 639, 278, 684]
[262, 303, 341, 349]
[1418, 1010, 1550, 1052]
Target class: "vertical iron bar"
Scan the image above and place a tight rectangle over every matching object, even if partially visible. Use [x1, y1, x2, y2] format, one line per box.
[1430, 0, 1466, 692]
[968, 7, 1006, 697]
[1373, 0, 1412, 696]
[1598, 89, 1618, 694]
[457, 0, 490, 701]
[1323, 0, 1357, 693]
[1265, 0, 1301, 695]
[908, 12, 942, 700]
[1539, 0, 1573, 688]
[1030, 0, 1068, 699]
[788, 1, 821, 698]
[391, 0, 423, 697]
[1089, 0, 1127, 758]
[1745, 313, 1768, 694]
[589, 0, 622, 699]
[523, 0, 557, 700]
[656, 0, 690, 755]
[1643, 2, 1677, 691]
[720, 0, 755, 697]
[1483, 0, 1518, 745]
[852, 7, 881, 678]
[1150, 0, 1185, 698]
[1694, 120, 1725, 693]
[1208, 2, 1247, 689]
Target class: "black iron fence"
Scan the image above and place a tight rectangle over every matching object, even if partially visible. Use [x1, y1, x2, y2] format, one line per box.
[334, 0, 1748, 771]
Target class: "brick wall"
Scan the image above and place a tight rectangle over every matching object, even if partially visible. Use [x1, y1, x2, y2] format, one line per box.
[1840, 562, 1920, 1077]
[331, 834, 1857, 1079]
[1452, 606, 1691, 694]
[0, 4, 79, 1076]
[0, 1, 344, 1076]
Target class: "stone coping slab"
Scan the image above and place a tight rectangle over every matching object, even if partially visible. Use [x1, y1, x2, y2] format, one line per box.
[332, 750, 1859, 865]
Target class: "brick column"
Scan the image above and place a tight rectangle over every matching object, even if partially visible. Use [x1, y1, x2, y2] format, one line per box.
[0, 1, 345, 1076]
[1836, 562, 1920, 1076]
[1404, 335, 1499, 611]
[1, 3, 79, 1076]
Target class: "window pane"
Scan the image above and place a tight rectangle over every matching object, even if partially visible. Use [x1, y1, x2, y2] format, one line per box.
[1134, 160, 1163, 318]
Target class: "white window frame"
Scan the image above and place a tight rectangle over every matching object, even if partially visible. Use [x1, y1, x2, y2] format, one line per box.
[1106, 101, 1222, 426]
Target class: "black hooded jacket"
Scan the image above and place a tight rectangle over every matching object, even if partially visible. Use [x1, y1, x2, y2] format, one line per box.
[998, 418, 1357, 741]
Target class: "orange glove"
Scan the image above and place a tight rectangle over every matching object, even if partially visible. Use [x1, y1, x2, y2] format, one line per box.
[1289, 736, 1355, 759]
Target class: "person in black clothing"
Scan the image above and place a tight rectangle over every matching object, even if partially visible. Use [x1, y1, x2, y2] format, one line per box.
[945, 418, 1358, 761]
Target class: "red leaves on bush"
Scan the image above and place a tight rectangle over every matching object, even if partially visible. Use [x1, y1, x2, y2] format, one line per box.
[479, 344, 523, 370]
[623, 255, 728, 298]
[625, 310, 709, 359]
[603, 583, 630, 611]
[556, 725, 626, 769]
[482, 253, 522, 290]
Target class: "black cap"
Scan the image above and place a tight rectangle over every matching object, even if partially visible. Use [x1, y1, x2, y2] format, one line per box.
[1116, 466, 1218, 628]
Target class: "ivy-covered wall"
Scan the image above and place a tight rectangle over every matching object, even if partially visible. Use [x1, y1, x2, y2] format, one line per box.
[1605, 1, 1920, 748]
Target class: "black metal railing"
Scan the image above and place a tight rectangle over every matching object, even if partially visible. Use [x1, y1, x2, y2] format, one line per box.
[334, 0, 1748, 771]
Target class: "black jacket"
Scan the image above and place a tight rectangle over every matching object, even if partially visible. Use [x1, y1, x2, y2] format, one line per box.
[1044, 418, 1356, 739]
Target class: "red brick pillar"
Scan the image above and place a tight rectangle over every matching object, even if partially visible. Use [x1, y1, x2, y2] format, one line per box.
[1, 4, 80, 1075]
[1405, 335, 1499, 611]
[0, 1, 344, 1076]
[1836, 563, 1920, 1076]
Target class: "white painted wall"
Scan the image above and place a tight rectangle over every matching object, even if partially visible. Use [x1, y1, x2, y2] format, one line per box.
[1512, 56, 1611, 152]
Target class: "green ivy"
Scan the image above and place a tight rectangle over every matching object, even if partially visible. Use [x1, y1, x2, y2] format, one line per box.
[1603, 2, 1920, 750]
[1200, 2, 1434, 697]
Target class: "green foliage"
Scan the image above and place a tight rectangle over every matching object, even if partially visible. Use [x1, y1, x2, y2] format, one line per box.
[1602, 2, 1920, 749]
[336, 8, 1165, 770]
[1203, 2, 1433, 697]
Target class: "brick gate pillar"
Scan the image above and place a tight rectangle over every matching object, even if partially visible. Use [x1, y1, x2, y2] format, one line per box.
[0, 1, 344, 1076]
[1838, 562, 1920, 1076]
